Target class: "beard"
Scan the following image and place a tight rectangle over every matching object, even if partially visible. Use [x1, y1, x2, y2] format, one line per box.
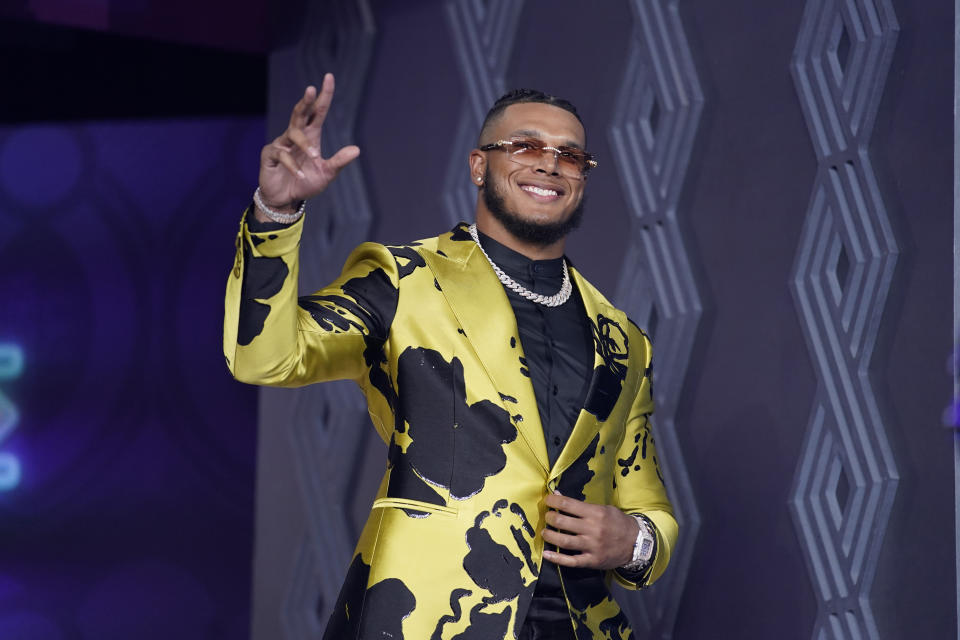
[481, 168, 585, 246]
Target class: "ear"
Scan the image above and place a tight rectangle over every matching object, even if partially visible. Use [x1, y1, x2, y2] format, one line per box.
[468, 149, 486, 184]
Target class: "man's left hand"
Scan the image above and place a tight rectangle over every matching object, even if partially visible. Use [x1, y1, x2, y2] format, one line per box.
[541, 492, 638, 570]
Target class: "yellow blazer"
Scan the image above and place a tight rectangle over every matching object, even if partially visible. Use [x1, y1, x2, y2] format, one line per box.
[224, 214, 677, 640]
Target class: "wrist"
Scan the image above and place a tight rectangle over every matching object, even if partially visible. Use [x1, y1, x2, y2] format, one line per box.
[253, 201, 295, 224]
[620, 514, 656, 572]
[619, 516, 641, 566]
[253, 187, 305, 224]
[257, 196, 299, 215]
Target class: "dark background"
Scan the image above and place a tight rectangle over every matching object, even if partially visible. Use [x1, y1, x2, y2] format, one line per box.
[0, 1, 953, 639]
[0, 2, 266, 638]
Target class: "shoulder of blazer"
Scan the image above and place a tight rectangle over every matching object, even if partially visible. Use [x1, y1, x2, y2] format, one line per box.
[428, 222, 479, 265]
[377, 223, 475, 270]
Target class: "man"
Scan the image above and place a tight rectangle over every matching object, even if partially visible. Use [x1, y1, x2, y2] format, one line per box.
[224, 74, 676, 640]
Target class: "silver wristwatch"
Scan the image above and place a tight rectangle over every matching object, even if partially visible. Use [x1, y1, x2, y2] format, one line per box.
[621, 515, 655, 572]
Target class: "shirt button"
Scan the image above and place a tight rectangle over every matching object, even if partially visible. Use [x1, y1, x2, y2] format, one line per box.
[553, 436, 562, 446]
[533, 264, 543, 273]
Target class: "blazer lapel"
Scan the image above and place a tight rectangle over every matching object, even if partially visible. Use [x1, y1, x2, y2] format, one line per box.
[549, 266, 630, 480]
[424, 227, 550, 473]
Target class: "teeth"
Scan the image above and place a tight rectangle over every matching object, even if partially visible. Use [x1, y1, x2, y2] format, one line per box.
[521, 185, 558, 197]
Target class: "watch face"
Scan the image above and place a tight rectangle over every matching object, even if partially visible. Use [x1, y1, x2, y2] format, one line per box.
[639, 537, 654, 562]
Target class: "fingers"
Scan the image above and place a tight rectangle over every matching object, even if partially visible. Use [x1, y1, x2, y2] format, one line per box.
[541, 527, 586, 551]
[544, 509, 588, 535]
[326, 145, 361, 173]
[307, 73, 335, 131]
[544, 492, 597, 517]
[288, 126, 320, 159]
[542, 548, 590, 568]
[289, 84, 318, 127]
[540, 494, 629, 569]
[284, 75, 338, 160]
[290, 74, 334, 132]
[276, 147, 305, 179]
[262, 135, 291, 161]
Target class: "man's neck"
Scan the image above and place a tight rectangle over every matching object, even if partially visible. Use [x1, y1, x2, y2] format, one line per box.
[474, 211, 566, 260]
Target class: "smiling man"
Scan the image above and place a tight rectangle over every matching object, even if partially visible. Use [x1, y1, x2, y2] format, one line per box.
[224, 75, 677, 640]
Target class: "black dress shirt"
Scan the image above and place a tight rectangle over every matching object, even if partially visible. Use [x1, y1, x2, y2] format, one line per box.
[474, 231, 594, 467]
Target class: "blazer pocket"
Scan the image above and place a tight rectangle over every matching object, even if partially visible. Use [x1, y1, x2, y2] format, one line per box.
[372, 497, 458, 518]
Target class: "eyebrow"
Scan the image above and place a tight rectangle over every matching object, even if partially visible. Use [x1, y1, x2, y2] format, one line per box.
[507, 128, 585, 151]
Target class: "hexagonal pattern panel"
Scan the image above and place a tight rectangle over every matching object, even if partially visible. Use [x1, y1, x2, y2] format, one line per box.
[288, 380, 372, 603]
[789, 1, 899, 638]
[282, 533, 328, 640]
[608, 1, 703, 636]
[255, 1, 379, 637]
[442, 0, 525, 225]
[295, 0, 377, 283]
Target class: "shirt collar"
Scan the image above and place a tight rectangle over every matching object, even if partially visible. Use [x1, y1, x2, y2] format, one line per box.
[475, 230, 566, 279]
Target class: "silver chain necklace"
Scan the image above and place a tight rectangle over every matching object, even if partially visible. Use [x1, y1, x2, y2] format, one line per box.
[468, 223, 572, 307]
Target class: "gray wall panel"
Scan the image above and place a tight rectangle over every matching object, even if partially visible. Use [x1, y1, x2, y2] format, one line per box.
[254, 2, 377, 639]
[608, 1, 703, 636]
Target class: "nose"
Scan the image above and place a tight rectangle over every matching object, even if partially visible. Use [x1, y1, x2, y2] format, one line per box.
[533, 148, 560, 175]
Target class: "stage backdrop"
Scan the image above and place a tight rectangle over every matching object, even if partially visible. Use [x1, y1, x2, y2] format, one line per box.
[0, 117, 264, 638]
[253, 1, 954, 639]
[0, 5, 272, 637]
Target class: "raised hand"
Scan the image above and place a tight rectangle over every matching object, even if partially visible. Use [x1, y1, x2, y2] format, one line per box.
[541, 492, 639, 570]
[256, 73, 360, 218]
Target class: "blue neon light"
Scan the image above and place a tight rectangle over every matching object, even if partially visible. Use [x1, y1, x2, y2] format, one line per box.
[0, 344, 23, 491]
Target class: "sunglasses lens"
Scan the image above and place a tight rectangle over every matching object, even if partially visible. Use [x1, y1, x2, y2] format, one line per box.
[556, 152, 587, 177]
[509, 140, 590, 178]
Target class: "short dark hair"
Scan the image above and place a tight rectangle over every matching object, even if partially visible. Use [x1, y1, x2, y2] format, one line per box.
[478, 88, 584, 143]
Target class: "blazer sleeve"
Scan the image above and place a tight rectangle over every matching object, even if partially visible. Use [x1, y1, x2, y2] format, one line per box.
[611, 330, 679, 590]
[224, 208, 399, 388]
